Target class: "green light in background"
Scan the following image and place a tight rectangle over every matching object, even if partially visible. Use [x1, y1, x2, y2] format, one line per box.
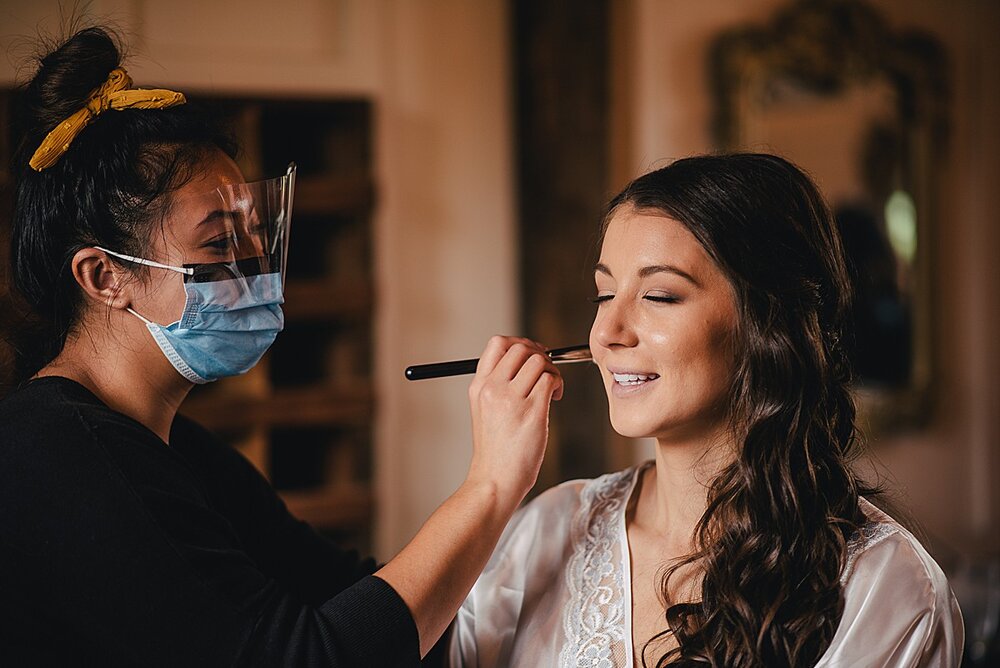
[885, 190, 917, 263]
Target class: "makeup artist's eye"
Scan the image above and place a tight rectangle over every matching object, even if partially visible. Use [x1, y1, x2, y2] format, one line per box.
[202, 234, 237, 253]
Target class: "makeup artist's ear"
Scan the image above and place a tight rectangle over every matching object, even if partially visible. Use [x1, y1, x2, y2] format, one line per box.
[71, 248, 133, 310]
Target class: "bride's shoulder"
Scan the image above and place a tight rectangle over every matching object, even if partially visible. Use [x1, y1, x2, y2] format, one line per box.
[843, 498, 949, 589]
[818, 498, 964, 665]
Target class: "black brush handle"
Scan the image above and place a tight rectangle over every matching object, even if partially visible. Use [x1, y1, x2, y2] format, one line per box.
[405, 358, 480, 381]
[404, 344, 590, 381]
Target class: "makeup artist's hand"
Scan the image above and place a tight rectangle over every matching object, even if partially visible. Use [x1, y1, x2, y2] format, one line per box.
[376, 337, 562, 656]
[466, 336, 564, 507]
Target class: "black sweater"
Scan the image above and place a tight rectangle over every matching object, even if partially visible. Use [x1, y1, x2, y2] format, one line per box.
[0, 377, 420, 667]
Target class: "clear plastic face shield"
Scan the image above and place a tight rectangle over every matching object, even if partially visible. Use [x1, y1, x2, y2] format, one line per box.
[167, 161, 296, 289]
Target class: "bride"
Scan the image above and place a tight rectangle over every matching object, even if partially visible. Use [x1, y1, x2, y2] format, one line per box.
[450, 154, 963, 667]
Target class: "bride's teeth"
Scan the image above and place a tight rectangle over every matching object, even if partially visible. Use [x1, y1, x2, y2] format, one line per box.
[612, 372, 659, 385]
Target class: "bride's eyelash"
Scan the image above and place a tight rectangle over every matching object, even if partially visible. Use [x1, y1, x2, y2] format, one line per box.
[589, 295, 680, 304]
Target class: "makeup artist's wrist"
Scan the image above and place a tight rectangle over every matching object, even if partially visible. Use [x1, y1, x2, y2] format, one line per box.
[460, 470, 529, 519]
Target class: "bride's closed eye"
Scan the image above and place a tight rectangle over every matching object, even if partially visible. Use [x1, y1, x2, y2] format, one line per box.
[644, 293, 681, 304]
[589, 293, 682, 305]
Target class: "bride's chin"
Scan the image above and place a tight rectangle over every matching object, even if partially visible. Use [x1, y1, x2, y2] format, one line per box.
[608, 415, 658, 440]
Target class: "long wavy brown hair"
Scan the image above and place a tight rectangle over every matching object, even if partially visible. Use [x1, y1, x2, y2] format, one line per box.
[604, 154, 872, 667]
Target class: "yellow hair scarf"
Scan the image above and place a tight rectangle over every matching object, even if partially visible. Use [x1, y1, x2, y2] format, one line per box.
[29, 67, 187, 171]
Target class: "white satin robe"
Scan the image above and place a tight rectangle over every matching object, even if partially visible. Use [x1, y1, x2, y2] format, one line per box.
[450, 463, 964, 667]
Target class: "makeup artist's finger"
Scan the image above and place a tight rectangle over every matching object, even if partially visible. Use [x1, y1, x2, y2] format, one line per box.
[475, 336, 535, 377]
[551, 371, 564, 401]
[525, 367, 564, 403]
[470, 337, 537, 401]
[493, 341, 547, 382]
[473, 336, 508, 377]
[511, 352, 560, 398]
[528, 368, 563, 405]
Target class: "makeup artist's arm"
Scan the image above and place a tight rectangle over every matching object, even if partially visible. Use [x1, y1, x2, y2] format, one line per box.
[375, 336, 563, 657]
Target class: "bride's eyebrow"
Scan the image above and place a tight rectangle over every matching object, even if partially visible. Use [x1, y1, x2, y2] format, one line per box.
[594, 262, 700, 287]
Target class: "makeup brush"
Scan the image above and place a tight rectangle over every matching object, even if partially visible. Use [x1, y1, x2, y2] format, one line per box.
[405, 344, 592, 381]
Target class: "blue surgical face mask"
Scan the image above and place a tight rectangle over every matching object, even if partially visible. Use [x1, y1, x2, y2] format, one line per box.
[96, 247, 284, 384]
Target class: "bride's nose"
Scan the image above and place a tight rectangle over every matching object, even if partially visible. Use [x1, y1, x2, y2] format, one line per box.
[591, 296, 639, 350]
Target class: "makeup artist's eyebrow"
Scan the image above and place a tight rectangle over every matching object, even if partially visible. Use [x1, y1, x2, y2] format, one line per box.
[594, 262, 701, 287]
[196, 209, 240, 228]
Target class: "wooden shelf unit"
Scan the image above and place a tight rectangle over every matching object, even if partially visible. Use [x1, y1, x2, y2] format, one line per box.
[187, 96, 377, 549]
[182, 384, 374, 431]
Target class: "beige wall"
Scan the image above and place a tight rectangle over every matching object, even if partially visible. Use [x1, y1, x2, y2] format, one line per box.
[0, 0, 384, 95]
[613, 0, 1000, 557]
[371, 1, 517, 557]
[0, 0, 518, 558]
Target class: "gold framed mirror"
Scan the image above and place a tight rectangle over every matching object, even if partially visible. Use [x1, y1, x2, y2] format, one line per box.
[709, 0, 949, 433]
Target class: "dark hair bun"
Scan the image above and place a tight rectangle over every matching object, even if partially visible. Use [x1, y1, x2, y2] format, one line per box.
[23, 27, 122, 142]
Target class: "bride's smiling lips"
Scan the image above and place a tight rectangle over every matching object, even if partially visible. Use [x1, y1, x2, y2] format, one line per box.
[606, 365, 661, 398]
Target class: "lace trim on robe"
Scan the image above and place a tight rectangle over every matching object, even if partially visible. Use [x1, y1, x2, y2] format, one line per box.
[841, 508, 898, 585]
[559, 468, 636, 668]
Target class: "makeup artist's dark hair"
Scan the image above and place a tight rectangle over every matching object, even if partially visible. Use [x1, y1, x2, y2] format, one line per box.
[603, 153, 869, 668]
[9, 25, 237, 378]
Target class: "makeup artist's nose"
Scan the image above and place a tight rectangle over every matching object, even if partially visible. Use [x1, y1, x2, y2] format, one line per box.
[591, 297, 639, 350]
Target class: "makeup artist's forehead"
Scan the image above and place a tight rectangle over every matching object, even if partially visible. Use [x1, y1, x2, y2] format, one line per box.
[598, 208, 712, 277]
[178, 152, 245, 197]
[167, 154, 247, 230]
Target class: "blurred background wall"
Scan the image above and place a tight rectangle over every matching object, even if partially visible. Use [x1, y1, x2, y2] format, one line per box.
[2, 3, 997, 652]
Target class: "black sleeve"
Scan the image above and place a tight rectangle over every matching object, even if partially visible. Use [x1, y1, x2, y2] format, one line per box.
[0, 391, 419, 667]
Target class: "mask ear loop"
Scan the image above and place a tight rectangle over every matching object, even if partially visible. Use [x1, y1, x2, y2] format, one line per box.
[126, 307, 153, 324]
[93, 246, 195, 276]
[93, 246, 195, 324]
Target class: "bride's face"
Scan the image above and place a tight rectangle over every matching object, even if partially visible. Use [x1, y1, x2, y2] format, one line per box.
[589, 206, 738, 442]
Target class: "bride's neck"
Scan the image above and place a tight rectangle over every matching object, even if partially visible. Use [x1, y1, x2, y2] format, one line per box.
[633, 429, 734, 550]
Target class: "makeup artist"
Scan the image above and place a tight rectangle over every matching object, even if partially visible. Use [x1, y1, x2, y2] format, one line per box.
[0, 27, 563, 667]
